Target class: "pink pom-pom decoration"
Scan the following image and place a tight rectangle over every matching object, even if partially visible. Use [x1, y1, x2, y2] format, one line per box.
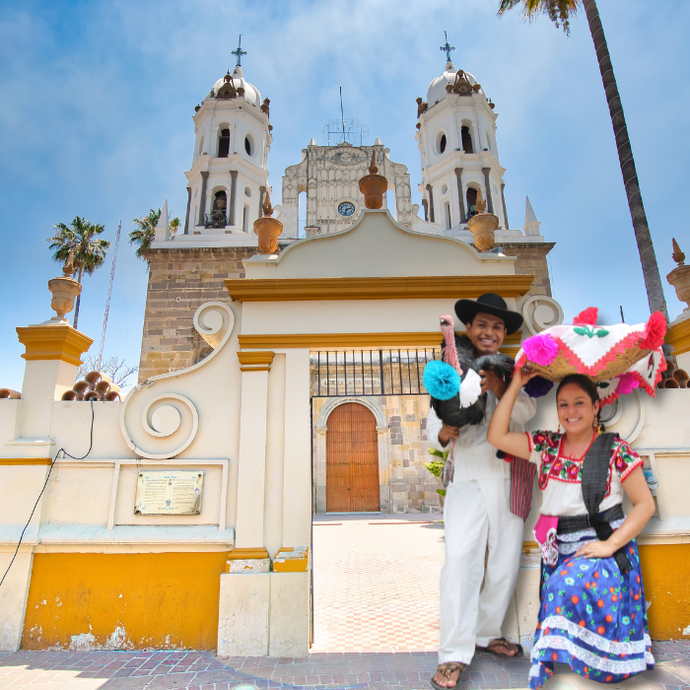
[522, 333, 560, 367]
[639, 311, 667, 350]
[573, 307, 599, 326]
[615, 372, 640, 396]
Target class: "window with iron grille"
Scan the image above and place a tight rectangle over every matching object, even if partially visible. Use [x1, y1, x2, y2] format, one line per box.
[310, 349, 441, 397]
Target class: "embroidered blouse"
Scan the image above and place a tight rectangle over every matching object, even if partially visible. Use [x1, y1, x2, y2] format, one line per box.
[525, 430, 643, 517]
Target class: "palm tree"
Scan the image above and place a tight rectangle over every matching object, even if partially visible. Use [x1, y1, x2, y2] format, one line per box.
[47, 217, 110, 329]
[129, 209, 180, 267]
[496, 0, 669, 322]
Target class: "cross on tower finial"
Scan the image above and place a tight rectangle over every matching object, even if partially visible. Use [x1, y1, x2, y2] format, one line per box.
[440, 31, 455, 62]
[232, 34, 247, 67]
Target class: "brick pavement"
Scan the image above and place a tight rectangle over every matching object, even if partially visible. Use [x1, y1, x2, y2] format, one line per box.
[1, 515, 689, 689]
[311, 514, 444, 653]
[1, 646, 689, 690]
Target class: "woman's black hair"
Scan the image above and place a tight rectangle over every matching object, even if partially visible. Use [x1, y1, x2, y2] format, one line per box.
[556, 374, 604, 430]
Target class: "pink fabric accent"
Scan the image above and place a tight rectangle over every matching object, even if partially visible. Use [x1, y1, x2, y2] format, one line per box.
[522, 333, 559, 366]
[615, 372, 640, 396]
[573, 307, 599, 326]
[534, 514, 559, 567]
[440, 315, 463, 376]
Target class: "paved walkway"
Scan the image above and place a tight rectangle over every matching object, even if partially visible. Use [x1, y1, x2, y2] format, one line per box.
[311, 513, 443, 653]
[1, 514, 689, 689]
[2, 644, 689, 689]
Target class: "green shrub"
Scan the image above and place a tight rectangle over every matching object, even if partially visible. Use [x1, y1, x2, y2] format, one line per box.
[425, 448, 448, 497]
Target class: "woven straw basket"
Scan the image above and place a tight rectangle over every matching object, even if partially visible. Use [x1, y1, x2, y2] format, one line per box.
[525, 344, 652, 383]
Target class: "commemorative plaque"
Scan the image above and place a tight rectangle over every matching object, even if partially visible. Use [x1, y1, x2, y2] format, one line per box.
[134, 470, 204, 516]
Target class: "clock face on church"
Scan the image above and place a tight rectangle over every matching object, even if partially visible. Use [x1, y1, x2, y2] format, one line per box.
[337, 201, 356, 217]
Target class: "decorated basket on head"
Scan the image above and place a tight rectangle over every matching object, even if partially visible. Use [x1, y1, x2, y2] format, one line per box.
[515, 307, 667, 405]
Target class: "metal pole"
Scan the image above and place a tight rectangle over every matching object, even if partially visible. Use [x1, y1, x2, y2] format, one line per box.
[97, 221, 121, 370]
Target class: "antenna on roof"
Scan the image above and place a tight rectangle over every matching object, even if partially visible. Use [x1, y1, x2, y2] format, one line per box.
[340, 87, 345, 137]
[321, 87, 369, 146]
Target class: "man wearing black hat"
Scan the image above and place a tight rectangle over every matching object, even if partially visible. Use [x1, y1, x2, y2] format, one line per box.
[428, 294, 536, 689]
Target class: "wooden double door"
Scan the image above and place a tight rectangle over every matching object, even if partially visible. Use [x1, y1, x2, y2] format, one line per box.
[326, 403, 380, 512]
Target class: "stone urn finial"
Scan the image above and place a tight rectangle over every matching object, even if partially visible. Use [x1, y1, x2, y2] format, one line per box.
[368, 150, 378, 175]
[48, 256, 82, 324]
[262, 190, 274, 217]
[672, 238, 685, 266]
[359, 150, 388, 209]
[467, 188, 498, 252]
[667, 237, 690, 320]
[63, 250, 76, 277]
[253, 189, 283, 254]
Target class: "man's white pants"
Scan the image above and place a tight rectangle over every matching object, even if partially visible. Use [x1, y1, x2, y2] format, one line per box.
[438, 477, 523, 664]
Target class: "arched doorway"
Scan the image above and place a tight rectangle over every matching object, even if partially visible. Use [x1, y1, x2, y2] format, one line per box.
[326, 402, 380, 512]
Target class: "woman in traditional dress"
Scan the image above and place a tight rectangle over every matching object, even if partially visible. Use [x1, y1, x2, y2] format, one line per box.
[487, 370, 656, 688]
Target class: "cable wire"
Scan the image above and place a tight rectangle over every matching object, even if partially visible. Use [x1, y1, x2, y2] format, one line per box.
[0, 401, 95, 589]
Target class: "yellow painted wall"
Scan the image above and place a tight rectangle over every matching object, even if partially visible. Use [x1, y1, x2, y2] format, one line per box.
[22, 552, 229, 650]
[639, 544, 690, 640]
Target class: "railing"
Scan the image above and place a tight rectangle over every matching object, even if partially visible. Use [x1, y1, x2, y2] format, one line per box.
[204, 211, 228, 228]
[309, 348, 441, 397]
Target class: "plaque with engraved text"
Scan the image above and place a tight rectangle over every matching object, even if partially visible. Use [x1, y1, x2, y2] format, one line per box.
[134, 471, 204, 516]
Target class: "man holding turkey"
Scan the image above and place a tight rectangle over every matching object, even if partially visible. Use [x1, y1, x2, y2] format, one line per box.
[427, 293, 536, 690]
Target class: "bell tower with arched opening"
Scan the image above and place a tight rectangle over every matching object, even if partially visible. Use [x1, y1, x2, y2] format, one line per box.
[180, 37, 272, 244]
[416, 35, 509, 232]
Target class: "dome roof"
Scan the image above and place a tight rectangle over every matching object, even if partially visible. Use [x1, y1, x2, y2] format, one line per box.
[210, 66, 261, 108]
[426, 61, 484, 107]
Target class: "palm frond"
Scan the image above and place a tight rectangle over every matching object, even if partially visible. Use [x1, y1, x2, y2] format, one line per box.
[496, 0, 581, 34]
[129, 208, 179, 266]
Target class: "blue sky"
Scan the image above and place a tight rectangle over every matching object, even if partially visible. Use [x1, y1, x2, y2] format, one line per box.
[1, 0, 688, 393]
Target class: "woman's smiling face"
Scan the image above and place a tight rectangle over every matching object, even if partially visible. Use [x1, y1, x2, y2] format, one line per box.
[557, 382, 599, 435]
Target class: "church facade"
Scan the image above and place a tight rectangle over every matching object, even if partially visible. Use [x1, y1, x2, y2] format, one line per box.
[2, 42, 690, 655]
[140, 50, 559, 515]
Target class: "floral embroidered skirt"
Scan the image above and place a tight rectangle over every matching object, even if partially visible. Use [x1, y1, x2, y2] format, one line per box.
[529, 533, 654, 688]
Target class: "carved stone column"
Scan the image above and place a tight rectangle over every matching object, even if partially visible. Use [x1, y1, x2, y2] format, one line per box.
[259, 185, 266, 222]
[229, 170, 238, 227]
[426, 184, 435, 223]
[455, 168, 465, 222]
[233, 350, 275, 558]
[183, 186, 191, 234]
[501, 182, 509, 229]
[197, 171, 209, 227]
[482, 168, 494, 215]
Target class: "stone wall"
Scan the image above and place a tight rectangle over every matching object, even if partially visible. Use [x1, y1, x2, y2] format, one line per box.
[139, 240, 553, 382]
[385, 394, 440, 513]
[503, 242, 555, 297]
[138, 246, 259, 381]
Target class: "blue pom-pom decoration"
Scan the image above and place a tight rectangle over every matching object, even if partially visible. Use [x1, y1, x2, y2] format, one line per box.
[423, 360, 460, 400]
[524, 376, 554, 398]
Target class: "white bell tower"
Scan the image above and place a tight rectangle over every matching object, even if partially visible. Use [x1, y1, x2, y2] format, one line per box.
[416, 34, 509, 232]
[178, 36, 272, 245]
